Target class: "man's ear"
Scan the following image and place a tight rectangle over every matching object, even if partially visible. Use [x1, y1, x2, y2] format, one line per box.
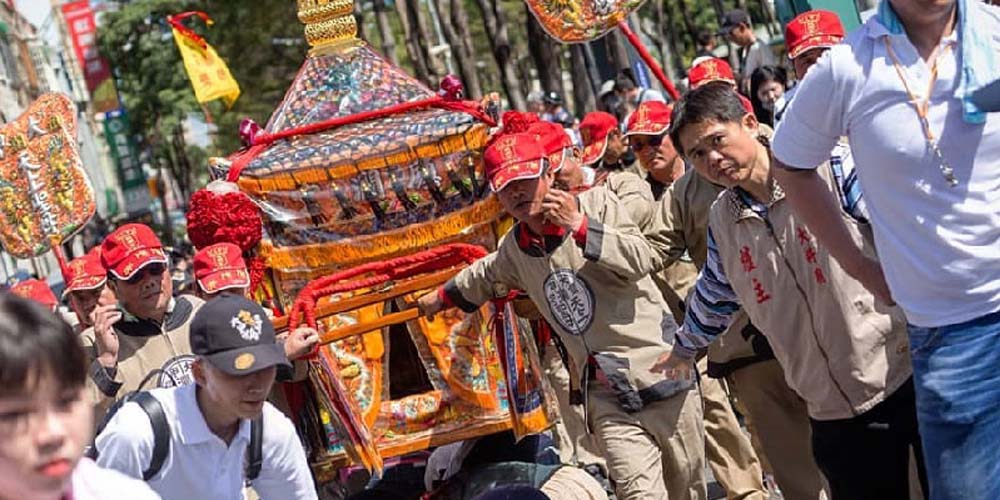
[741, 112, 760, 135]
[192, 357, 207, 386]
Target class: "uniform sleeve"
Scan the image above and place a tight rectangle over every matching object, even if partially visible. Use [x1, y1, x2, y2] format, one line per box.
[611, 172, 655, 231]
[578, 189, 656, 281]
[772, 48, 849, 169]
[93, 402, 155, 480]
[673, 228, 743, 358]
[443, 251, 512, 313]
[645, 182, 689, 271]
[253, 410, 319, 500]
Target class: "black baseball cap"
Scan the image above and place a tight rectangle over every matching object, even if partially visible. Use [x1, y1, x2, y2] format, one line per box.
[720, 9, 750, 34]
[189, 293, 291, 375]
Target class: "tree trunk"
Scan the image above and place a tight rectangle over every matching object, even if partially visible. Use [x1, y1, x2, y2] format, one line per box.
[374, 0, 399, 65]
[395, 0, 432, 85]
[675, 0, 700, 48]
[354, 0, 367, 42]
[660, 0, 688, 75]
[434, 0, 483, 98]
[406, 0, 446, 81]
[604, 29, 631, 73]
[568, 44, 596, 116]
[472, 0, 526, 109]
[451, 0, 477, 68]
[525, 6, 564, 97]
[647, 0, 681, 81]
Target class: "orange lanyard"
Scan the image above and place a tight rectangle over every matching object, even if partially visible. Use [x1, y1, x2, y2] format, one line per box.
[883, 38, 958, 187]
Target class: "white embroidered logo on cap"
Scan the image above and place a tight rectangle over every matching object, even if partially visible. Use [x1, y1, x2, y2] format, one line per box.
[231, 309, 263, 342]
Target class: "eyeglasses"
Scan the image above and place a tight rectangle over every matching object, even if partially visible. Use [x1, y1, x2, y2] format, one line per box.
[631, 135, 664, 152]
[123, 262, 167, 285]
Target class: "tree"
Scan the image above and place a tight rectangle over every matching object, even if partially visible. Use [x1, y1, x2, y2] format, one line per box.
[434, 0, 483, 98]
[472, 0, 526, 109]
[373, 0, 400, 65]
[568, 45, 596, 116]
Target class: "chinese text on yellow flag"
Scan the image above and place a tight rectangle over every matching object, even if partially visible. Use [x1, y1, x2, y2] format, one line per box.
[168, 12, 240, 108]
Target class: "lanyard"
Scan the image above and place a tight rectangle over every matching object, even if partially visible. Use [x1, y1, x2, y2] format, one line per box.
[882, 37, 958, 187]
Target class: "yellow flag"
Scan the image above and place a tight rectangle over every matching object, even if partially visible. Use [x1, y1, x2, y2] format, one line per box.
[171, 26, 240, 108]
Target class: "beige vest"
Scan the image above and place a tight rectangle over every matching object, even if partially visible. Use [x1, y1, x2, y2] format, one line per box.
[708, 168, 911, 420]
[449, 187, 692, 412]
[83, 295, 204, 414]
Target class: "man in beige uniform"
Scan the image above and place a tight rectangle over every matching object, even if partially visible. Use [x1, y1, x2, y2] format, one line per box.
[524, 120, 608, 478]
[656, 84, 923, 499]
[84, 223, 205, 417]
[62, 247, 116, 333]
[419, 133, 705, 500]
[626, 101, 769, 500]
[645, 87, 828, 498]
[579, 111, 654, 227]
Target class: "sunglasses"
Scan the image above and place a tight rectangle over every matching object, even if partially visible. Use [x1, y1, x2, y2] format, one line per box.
[123, 262, 167, 285]
[631, 135, 664, 152]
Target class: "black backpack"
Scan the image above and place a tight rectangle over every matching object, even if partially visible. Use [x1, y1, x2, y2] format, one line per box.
[88, 388, 263, 482]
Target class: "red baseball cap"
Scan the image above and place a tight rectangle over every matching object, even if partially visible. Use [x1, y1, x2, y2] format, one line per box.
[688, 58, 736, 89]
[63, 247, 106, 297]
[625, 101, 673, 137]
[785, 10, 844, 60]
[483, 133, 548, 192]
[579, 112, 619, 166]
[526, 121, 572, 172]
[101, 224, 168, 281]
[194, 242, 250, 294]
[11, 279, 58, 309]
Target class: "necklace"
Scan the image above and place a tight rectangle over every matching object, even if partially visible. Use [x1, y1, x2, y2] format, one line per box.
[882, 37, 958, 187]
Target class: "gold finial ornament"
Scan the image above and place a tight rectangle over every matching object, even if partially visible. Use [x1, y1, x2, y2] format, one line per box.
[297, 0, 357, 47]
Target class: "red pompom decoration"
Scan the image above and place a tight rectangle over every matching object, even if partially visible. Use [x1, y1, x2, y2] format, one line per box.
[186, 183, 262, 253]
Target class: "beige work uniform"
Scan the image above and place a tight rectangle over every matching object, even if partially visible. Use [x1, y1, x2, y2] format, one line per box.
[705, 171, 913, 421]
[543, 346, 607, 471]
[650, 168, 826, 498]
[83, 295, 204, 417]
[445, 187, 704, 500]
[645, 172, 767, 500]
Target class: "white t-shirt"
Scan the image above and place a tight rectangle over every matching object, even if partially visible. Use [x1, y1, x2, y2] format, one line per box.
[772, 6, 1000, 327]
[71, 457, 161, 500]
[95, 383, 318, 500]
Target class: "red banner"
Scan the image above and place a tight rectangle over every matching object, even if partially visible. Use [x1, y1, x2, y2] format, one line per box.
[61, 1, 118, 113]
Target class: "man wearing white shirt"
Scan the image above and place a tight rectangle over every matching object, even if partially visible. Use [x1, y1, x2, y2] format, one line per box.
[95, 294, 318, 500]
[772, 0, 1000, 498]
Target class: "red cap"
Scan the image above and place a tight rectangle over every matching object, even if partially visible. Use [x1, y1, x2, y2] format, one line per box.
[194, 242, 250, 294]
[785, 10, 844, 60]
[101, 224, 167, 281]
[64, 247, 106, 297]
[625, 101, 673, 137]
[526, 121, 572, 172]
[688, 58, 736, 89]
[579, 112, 619, 166]
[483, 133, 548, 192]
[11, 279, 58, 309]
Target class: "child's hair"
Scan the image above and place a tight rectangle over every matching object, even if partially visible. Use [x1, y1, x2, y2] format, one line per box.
[669, 81, 749, 154]
[0, 293, 86, 397]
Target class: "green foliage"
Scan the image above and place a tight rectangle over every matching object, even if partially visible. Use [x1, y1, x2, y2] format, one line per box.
[98, 0, 307, 172]
[98, 0, 200, 147]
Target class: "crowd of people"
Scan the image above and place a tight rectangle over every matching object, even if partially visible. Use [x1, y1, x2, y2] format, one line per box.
[0, 0, 996, 499]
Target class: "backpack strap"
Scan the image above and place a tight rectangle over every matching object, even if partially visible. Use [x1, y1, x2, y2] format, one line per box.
[130, 392, 172, 481]
[245, 415, 264, 482]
